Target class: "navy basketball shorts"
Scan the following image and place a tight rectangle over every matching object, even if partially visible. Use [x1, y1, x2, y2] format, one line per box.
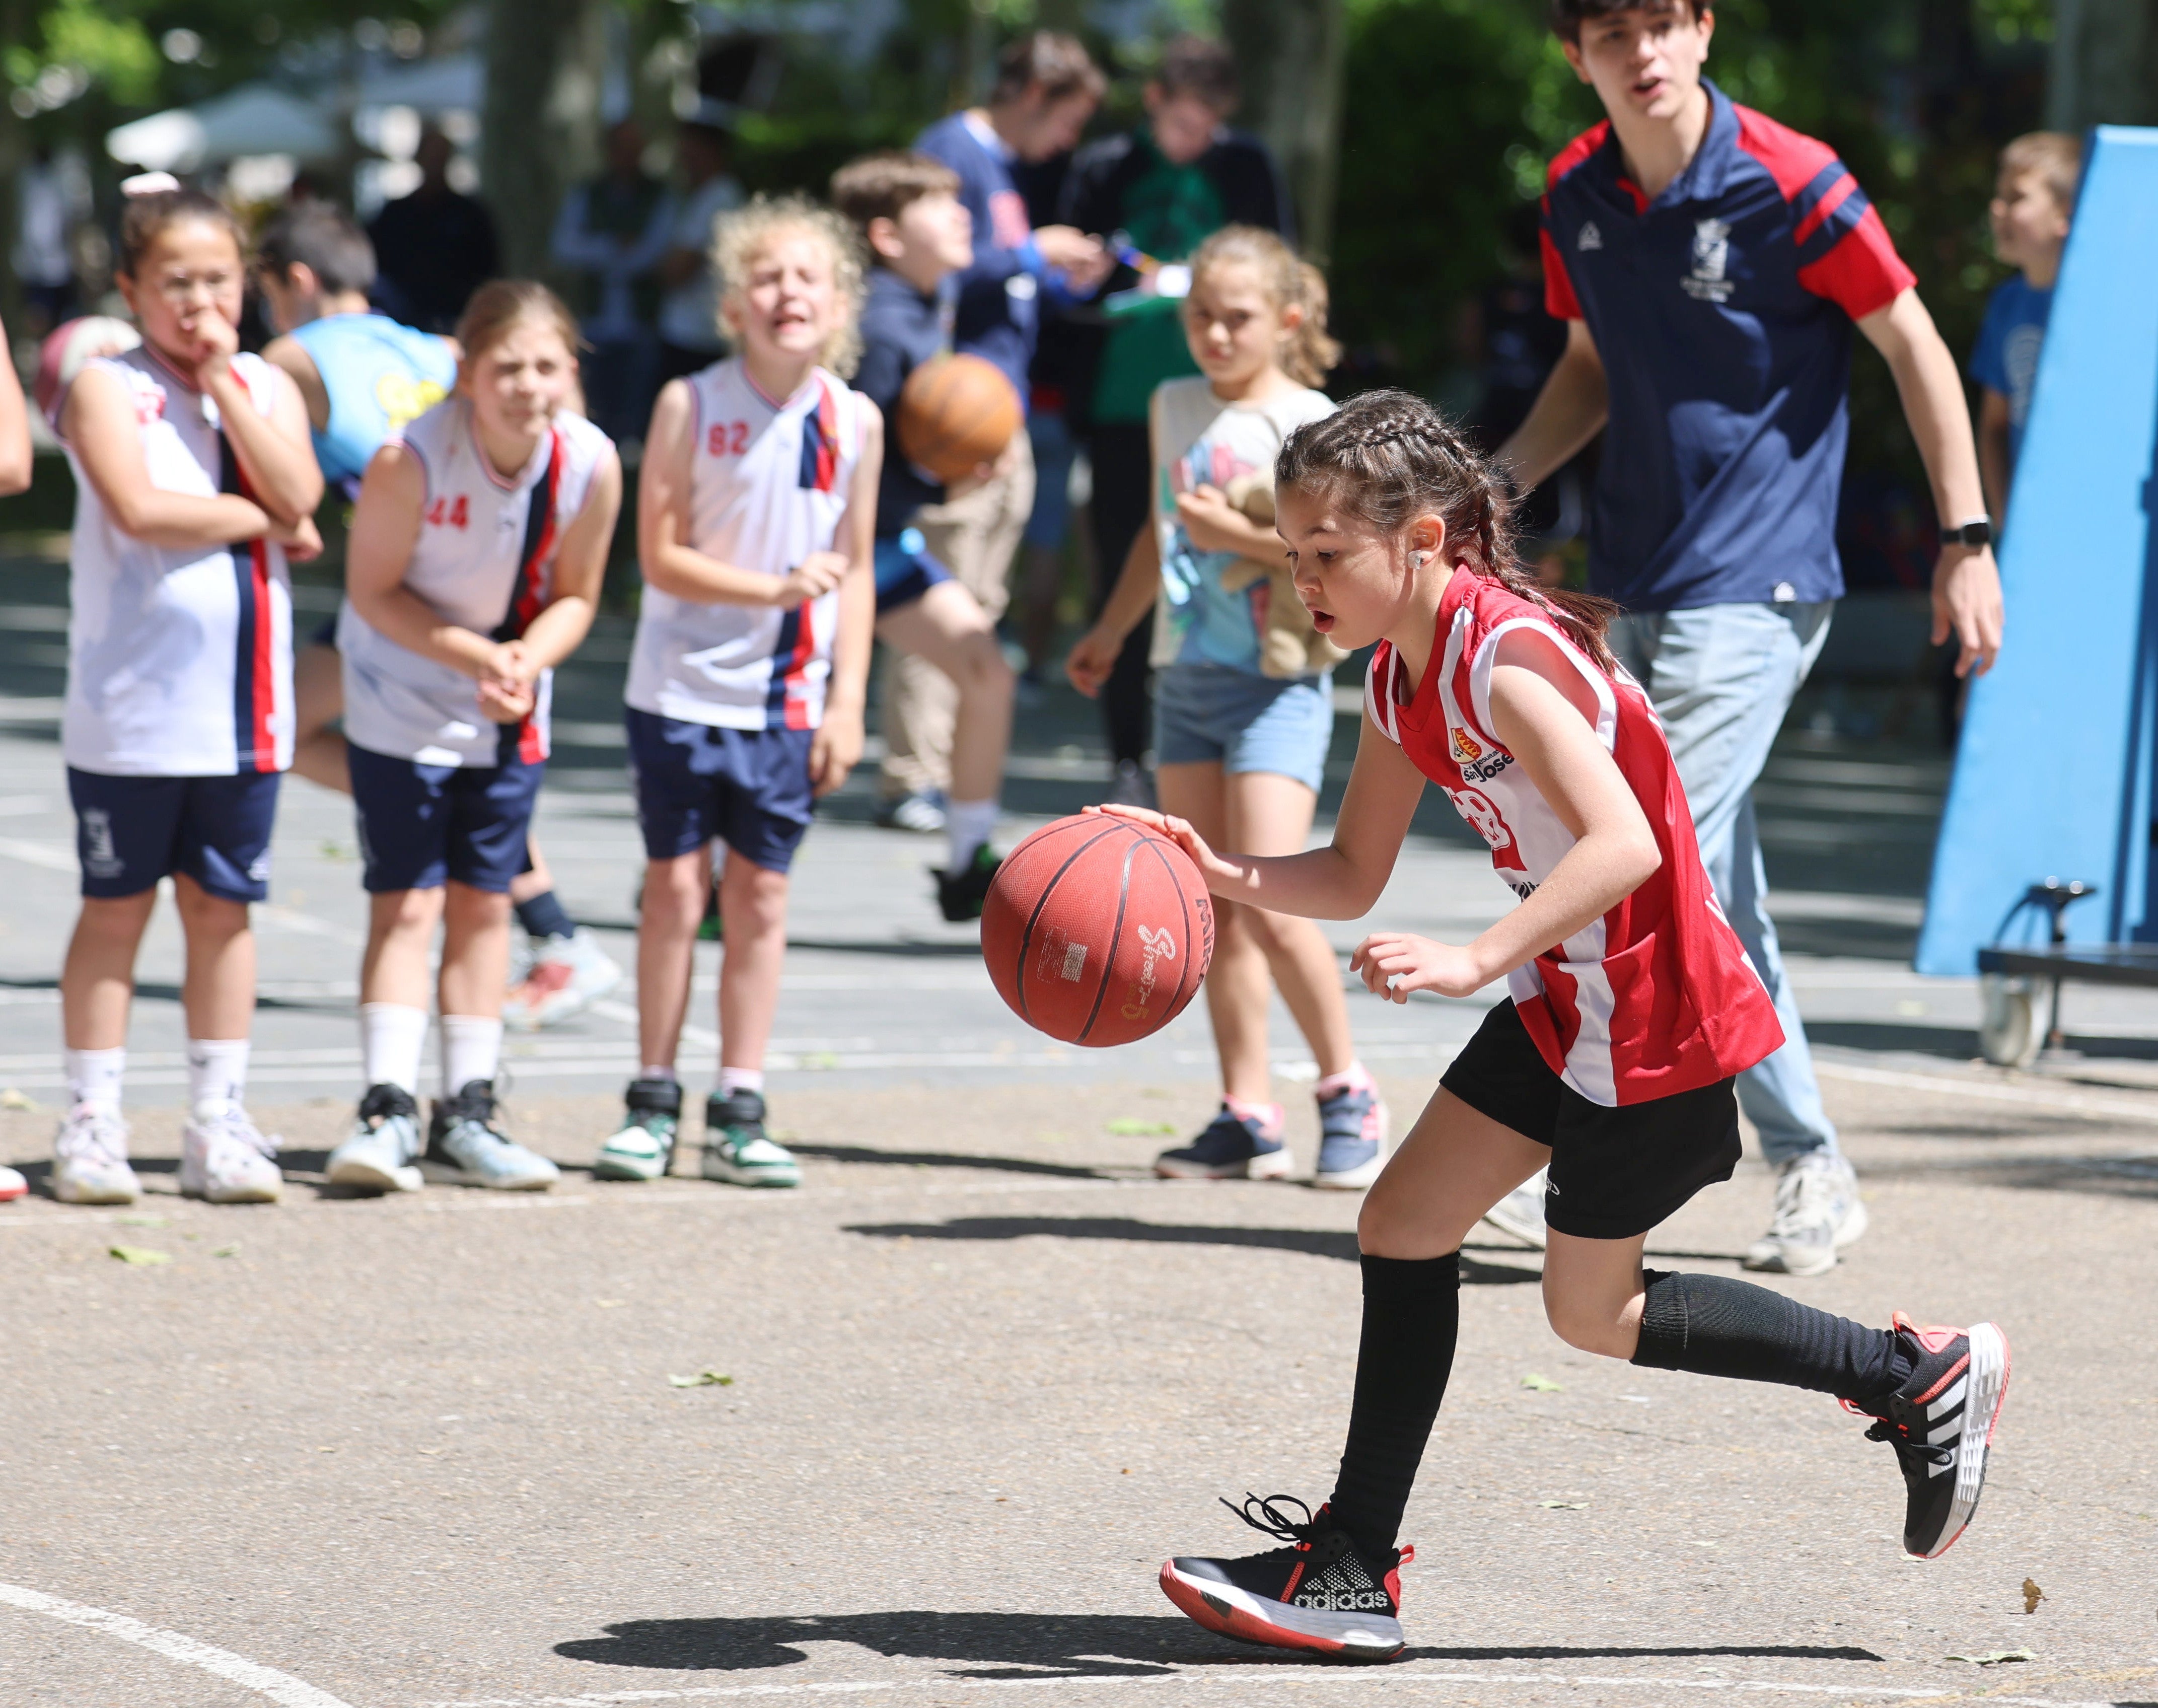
[67, 768, 281, 903]
[872, 527, 954, 617]
[347, 744, 544, 895]
[625, 708, 815, 875]
[1440, 999, 1742, 1241]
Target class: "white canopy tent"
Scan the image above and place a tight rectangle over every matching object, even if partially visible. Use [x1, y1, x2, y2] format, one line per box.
[106, 84, 342, 172]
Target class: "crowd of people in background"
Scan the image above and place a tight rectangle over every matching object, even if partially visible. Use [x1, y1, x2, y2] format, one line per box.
[0, 18, 2074, 1286]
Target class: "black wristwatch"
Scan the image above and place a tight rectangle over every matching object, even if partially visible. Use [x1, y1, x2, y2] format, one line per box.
[1940, 519, 1992, 548]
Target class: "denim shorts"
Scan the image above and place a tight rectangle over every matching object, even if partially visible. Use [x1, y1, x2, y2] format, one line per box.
[1154, 664, 1335, 792]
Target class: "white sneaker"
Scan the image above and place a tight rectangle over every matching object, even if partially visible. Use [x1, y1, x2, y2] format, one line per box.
[1743, 1152, 1866, 1277]
[179, 1102, 283, 1203]
[328, 1084, 425, 1194]
[0, 1164, 25, 1202]
[51, 1103, 139, 1204]
[421, 1080, 559, 1190]
[502, 927, 622, 1030]
[1480, 1169, 1549, 1248]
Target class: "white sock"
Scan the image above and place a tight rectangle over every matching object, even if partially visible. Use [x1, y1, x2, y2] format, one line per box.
[718, 1066, 764, 1097]
[186, 1038, 250, 1111]
[64, 1046, 125, 1112]
[946, 798, 999, 871]
[359, 1003, 427, 1095]
[441, 1015, 504, 1095]
[640, 1064, 678, 1084]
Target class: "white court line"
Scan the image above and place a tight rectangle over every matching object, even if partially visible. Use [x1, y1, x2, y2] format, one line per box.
[1815, 1058, 2158, 1126]
[421, 1667, 2126, 1706]
[0, 1579, 356, 1707]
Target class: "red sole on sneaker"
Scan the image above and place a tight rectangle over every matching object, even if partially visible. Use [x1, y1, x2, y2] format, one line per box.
[1158, 1561, 1402, 1662]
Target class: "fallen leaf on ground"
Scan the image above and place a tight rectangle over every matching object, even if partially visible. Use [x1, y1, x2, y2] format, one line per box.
[211, 1244, 240, 1258]
[2023, 1578, 2045, 1615]
[1, 1087, 38, 1110]
[1947, 1649, 2035, 1665]
[1540, 1500, 1589, 1510]
[594, 1299, 625, 1308]
[115, 1214, 167, 1228]
[1106, 1118, 1177, 1136]
[668, 1370, 735, 1388]
[1521, 1373, 1563, 1392]
[108, 1245, 172, 1265]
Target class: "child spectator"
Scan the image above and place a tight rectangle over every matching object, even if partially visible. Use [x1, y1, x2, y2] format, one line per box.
[832, 150, 1020, 919]
[1973, 131, 2079, 527]
[325, 282, 620, 1195]
[596, 198, 879, 1188]
[51, 187, 324, 1205]
[1066, 227, 1388, 1190]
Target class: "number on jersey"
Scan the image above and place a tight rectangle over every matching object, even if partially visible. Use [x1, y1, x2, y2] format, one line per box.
[426, 494, 470, 529]
[707, 421, 751, 457]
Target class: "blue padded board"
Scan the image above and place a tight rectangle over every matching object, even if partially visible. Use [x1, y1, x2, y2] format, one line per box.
[1916, 126, 2158, 974]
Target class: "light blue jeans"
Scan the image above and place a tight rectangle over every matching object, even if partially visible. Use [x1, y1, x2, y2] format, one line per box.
[1608, 602, 1840, 1166]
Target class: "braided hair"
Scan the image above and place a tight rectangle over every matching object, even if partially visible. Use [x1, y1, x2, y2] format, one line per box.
[1275, 389, 1617, 671]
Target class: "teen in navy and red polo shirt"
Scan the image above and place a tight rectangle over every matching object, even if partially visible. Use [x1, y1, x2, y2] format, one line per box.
[1491, 0, 2003, 1277]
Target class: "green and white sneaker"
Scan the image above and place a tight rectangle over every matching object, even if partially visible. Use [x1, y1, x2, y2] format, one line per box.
[594, 1077, 682, 1182]
[701, 1088, 800, 1188]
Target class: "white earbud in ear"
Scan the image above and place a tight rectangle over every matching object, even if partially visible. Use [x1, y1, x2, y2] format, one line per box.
[1410, 551, 1429, 572]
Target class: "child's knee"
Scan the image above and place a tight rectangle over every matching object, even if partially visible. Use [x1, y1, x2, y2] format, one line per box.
[172, 878, 249, 935]
[954, 631, 1015, 698]
[1542, 1284, 1635, 1359]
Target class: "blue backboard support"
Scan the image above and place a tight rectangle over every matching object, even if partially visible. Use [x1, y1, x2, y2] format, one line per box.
[1916, 126, 2158, 974]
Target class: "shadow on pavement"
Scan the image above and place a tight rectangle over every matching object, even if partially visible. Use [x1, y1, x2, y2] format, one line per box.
[554, 1611, 1883, 1675]
[842, 1215, 1540, 1284]
[792, 1144, 1116, 1180]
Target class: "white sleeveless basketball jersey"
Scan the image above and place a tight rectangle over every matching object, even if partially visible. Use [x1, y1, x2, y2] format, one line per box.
[340, 397, 612, 767]
[61, 347, 294, 777]
[624, 358, 865, 732]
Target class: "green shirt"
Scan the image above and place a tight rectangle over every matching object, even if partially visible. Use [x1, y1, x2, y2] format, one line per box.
[1091, 138, 1227, 424]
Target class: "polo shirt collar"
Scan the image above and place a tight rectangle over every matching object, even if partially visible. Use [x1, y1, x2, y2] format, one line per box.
[1595, 77, 1738, 213]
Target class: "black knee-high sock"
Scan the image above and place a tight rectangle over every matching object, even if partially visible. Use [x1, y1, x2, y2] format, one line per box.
[1326, 1253, 1460, 1559]
[1631, 1271, 1913, 1405]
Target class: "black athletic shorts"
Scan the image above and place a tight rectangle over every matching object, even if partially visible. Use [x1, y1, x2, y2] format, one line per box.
[1441, 999, 1741, 1241]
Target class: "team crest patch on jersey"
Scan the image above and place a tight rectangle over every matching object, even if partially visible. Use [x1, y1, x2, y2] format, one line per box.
[1683, 218, 1735, 303]
[1450, 726, 1484, 764]
[1577, 221, 1603, 251]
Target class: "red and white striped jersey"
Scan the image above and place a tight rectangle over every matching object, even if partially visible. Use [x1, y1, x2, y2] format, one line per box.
[1364, 570, 1781, 1106]
[625, 358, 866, 732]
[338, 397, 612, 767]
[61, 347, 293, 777]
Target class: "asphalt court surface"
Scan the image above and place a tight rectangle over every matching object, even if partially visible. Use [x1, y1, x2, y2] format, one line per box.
[7, 553, 2158, 1702]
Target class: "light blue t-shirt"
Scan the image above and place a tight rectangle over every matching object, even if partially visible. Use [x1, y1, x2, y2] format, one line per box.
[289, 312, 458, 488]
[1970, 274, 2051, 470]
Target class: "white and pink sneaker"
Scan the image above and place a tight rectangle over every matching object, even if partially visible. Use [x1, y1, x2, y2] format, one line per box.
[52, 1103, 139, 1204]
[180, 1102, 283, 1203]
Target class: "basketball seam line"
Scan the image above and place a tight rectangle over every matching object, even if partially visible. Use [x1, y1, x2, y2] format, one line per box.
[1077, 833, 1141, 1045]
[1014, 820, 1130, 1027]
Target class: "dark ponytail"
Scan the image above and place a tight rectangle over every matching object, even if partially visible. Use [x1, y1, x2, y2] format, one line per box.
[1275, 389, 1618, 672]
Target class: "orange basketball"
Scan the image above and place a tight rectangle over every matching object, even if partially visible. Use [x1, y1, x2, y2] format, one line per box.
[897, 353, 1022, 485]
[982, 814, 1214, 1048]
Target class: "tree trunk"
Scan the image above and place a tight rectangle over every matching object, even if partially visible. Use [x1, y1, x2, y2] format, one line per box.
[481, 0, 609, 280]
[2049, 0, 2158, 129]
[1220, 0, 1349, 262]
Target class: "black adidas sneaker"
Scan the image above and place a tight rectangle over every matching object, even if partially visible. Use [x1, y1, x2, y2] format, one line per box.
[1160, 1494, 1411, 1661]
[1855, 1312, 2010, 1559]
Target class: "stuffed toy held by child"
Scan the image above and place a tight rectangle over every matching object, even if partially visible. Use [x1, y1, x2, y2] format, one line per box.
[1217, 472, 1350, 679]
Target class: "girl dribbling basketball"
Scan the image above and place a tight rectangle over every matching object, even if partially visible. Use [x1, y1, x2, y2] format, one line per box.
[1067, 227, 1387, 1190]
[1108, 391, 2009, 1660]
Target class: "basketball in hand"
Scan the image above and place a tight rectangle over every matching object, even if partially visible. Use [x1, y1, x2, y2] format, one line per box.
[982, 814, 1214, 1047]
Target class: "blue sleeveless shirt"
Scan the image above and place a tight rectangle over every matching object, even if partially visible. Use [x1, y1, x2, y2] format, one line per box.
[289, 312, 457, 488]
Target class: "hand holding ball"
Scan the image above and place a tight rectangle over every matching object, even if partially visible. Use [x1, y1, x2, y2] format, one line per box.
[982, 815, 1214, 1046]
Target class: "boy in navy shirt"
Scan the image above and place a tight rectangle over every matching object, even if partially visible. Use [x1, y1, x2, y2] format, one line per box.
[1489, 0, 2003, 1276]
[1973, 131, 2078, 527]
[890, 34, 1107, 835]
[832, 152, 1021, 921]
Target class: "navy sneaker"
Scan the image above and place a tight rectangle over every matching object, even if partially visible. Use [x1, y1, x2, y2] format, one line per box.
[1855, 1313, 2010, 1559]
[1154, 1103, 1290, 1180]
[1313, 1076, 1388, 1190]
[1161, 1494, 1411, 1661]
